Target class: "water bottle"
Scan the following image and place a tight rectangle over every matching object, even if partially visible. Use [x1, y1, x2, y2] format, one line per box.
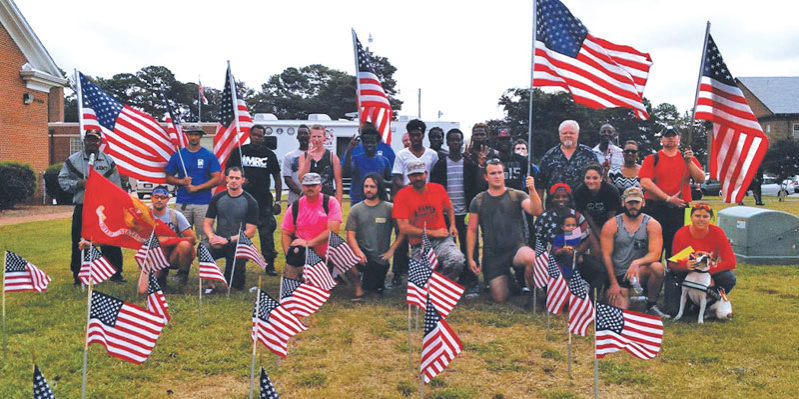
[630, 276, 644, 295]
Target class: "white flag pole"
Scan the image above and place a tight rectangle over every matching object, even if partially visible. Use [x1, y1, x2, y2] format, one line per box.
[198, 262, 203, 319]
[248, 275, 262, 399]
[197, 76, 202, 124]
[80, 277, 94, 399]
[75, 69, 85, 140]
[567, 251, 576, 380]
[593, 287, 599, 399]
[228, 224, 242, 298]
[227, 61, 245, 166]
[2, 251, 7, 361]
[351, 29, 362, 124]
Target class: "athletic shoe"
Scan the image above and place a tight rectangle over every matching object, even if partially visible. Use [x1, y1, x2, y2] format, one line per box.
[647, 305, 670, 319]
[109, 274, 126, 283]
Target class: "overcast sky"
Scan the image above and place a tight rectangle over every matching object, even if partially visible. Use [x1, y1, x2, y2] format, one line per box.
[18, 0, 799, 129]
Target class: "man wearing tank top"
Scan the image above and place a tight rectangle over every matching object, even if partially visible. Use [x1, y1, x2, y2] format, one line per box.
[599, 187, 668, 318]
[298, 124, 343, 205]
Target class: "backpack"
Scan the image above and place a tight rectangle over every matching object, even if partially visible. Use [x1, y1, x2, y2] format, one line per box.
[291, 194, 330, 226]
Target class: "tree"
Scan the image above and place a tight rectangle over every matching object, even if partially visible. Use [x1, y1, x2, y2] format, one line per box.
[762, 138, 799, 182]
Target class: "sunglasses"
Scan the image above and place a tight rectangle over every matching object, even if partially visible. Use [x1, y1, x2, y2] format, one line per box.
[623, 149, 638, 154]
[486, 158, 503, 165]
[693, 203, 712, 211]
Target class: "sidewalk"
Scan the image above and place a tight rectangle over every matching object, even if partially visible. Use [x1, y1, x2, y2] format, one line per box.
[0, 205, 73, 226]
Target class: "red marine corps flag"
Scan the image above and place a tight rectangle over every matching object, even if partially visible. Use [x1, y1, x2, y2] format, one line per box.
[82, 168, 157, 249]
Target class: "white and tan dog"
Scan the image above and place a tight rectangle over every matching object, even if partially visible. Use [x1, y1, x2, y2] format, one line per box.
[673, 252, 733, 323]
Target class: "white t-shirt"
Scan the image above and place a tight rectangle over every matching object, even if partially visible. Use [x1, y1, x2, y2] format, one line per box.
[392, 147, 439, 185]
[282, 148, 304, 204]
[592, 143, 624, 171]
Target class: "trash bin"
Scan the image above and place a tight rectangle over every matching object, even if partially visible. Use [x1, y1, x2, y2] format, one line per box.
[718, 206, 799, 265]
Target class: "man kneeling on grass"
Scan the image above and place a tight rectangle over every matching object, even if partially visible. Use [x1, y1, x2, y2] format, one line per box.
[466, 159, 542, 303]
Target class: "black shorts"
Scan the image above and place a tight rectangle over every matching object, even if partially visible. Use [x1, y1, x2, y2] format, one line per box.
[482, 244, 524, 282]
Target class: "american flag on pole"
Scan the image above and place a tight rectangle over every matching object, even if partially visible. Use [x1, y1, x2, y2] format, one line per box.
[87, 291, 166, 364]
[280, 277, 302, 300]
[235, 229, 267, 270]
[197, 244, 228, 288]
[280, 281, 331, 319]
[595, 302, 663, 360]
[533, 251, 550, 289]
[33, 364, 55, 399]
[251, 290, 308, 358]
[78, 72, 174, 182]
[302, 250, 336, 291]
[146, 270, 170, 323]
[135, 232, 170, 271]
[214, 64, 253, 171]
[406, 252, 463, 318]
[161, 92, 188, 150]
[259, 367, 280, 399]
[353, 30, 393, 144]
[79, 245, 117, 285]
[421, 230, 439, 270]
[533, 0, 652, 119]
[567, 268, 594, 336]
[546, 259, 569, 315]
[199, 79, 208, 105]
[4, 251, 50, 293]
[327, 232, 360, 274]
[695, 34, 769, 203]
[420, 295, 462, 384]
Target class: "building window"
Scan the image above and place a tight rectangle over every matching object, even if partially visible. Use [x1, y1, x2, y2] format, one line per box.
[793, 123, 799, 139]
[69, 137, 83, 154]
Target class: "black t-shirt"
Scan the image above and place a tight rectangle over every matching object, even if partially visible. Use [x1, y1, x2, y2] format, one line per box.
[574, 182, 620, 226]
[499, 152, 529, 191]
[227, 144, 280, 209]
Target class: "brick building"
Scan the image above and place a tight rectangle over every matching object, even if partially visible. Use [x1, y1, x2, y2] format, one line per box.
[737, 77, 799, 142]
[0, 0, 67, 199]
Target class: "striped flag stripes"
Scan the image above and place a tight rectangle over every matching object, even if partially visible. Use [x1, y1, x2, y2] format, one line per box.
[87, 291, 166, 364]
[302, 250, 336, 291]
[197, 244, 228, 288]
[420, 295, 462, 384]
[3, 251, 50, 293]
[251, 290, 307, 358]
[146, 270, 170, 323]
[79, 245, 117, 285]
[235, 229, 267, 270]
[595, 302, 663, 360]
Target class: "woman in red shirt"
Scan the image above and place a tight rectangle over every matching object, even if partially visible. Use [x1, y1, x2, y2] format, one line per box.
[665, 203, 737, 313]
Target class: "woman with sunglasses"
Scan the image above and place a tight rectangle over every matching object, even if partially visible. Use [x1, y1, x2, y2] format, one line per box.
[608, 140, 642, 192]
[663, 203, 737, 316]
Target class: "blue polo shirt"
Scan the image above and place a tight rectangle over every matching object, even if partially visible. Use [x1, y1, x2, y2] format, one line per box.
[166, 147, 221, 204]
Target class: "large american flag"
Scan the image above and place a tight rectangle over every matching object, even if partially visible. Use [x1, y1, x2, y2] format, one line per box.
[251, 290, 307, 358]
[533, 251, 550, 289]
[33, 364, 55, 399]
[78, 72, 174, 182]
[595, 302, 663, 360]
[545, 259, 569, 315]
[353, 31, 393, 143]
[214, 65, 252, 171]
[327, 232, 360, 274]
[161, 92, 188, 150]
[259, 367, 280, 399]
[280, 281, 330, 319]
[4, 251, 50, 293]
[406, 253, 463, 319]
[235, 229, 267, 270]
[87, 291, 166, 364]
[567, 268, 594, 336]
[197, 244, 228, 288]
[302, 250, 336, 291]
[533, 0, 652, 119]
[135, 232, 170, 271]
[420, 295, 462, 384]
[146, 270, 170, 323]
[695, 34, 769, 203]
[79, 245, 117, 285]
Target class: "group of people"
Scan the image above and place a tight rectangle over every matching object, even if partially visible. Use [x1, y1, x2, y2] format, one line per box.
[59, 118, 738, 318]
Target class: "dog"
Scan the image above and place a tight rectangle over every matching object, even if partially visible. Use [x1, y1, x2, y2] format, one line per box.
[673, 252, 732, 323]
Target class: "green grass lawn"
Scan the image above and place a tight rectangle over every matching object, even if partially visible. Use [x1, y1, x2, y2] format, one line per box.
[1, 198, 798, 398]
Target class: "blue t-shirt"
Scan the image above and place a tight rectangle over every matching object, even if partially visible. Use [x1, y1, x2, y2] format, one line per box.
[350, 141, 395, 166]
[344, 153, 391, 204]
[166, 147, 221, 205]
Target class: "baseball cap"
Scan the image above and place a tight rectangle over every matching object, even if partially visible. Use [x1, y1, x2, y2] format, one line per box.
[622, 187, 644, 202]
[301, 172, 322, 185]
[184, 127, 205, 136]
[406, 161, 427, 176]
[84, 129, 101, 139]
[658, 126, 679, 137]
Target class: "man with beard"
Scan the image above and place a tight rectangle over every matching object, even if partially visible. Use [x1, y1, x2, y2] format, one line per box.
[600, 187, 668, 317]
[431, 128, 485, 294]
[392, 119, 438, 193]
[393, 161, 464, 281]
[536, 120, 598, 199]
[282, 124, 310, 204]
[465, 123, 496, 167]
[59, 128, 125, 284]
[227, 124, 282, 276]
[346, 174, 403, 299]
[467, 160, 542, 303]
[428, 126, 448, 157]
[342, 126, 392, 206]
[592, 124, 624, 177]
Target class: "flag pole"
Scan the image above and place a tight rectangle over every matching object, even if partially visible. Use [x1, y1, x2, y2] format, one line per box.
[593, 287, 599, 399]
[567, 250, 576, 380]
[75, 69, 85, 140]
[679, 21, 712, 198]
[248, 275, 262, 399]
[228, 224, 243, 298]
[198, 255, 203, 319]
[197, 76, 202, 124]
[80, 278, 94, 399]
[227, 61, 245, 166]
[408, 304, 413, 372]
[351, 29, 363, 125]
[163, 93, 189, 178]
[419, 372, 424, 399]
[529, 0, 539, 315]
[2, 251, 7, 361]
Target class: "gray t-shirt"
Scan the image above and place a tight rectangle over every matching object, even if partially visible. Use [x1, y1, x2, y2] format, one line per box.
[282, 148, 304, 204]
[345, 201, 394, 264]
[152, 208, 190, 235]
[205, 191, 259, 237]
[469, 189, 529, 252]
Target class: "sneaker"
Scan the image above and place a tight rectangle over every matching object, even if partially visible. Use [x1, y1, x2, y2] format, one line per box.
[264, 266, 278, 277]
[647, 305, 671, 319]
[204, 288, 216, 295]
[109, 275, 127, 283]
[464, 283, 480, 298]
[169, 272, 188, 285]
[521, 286, 531, 293]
